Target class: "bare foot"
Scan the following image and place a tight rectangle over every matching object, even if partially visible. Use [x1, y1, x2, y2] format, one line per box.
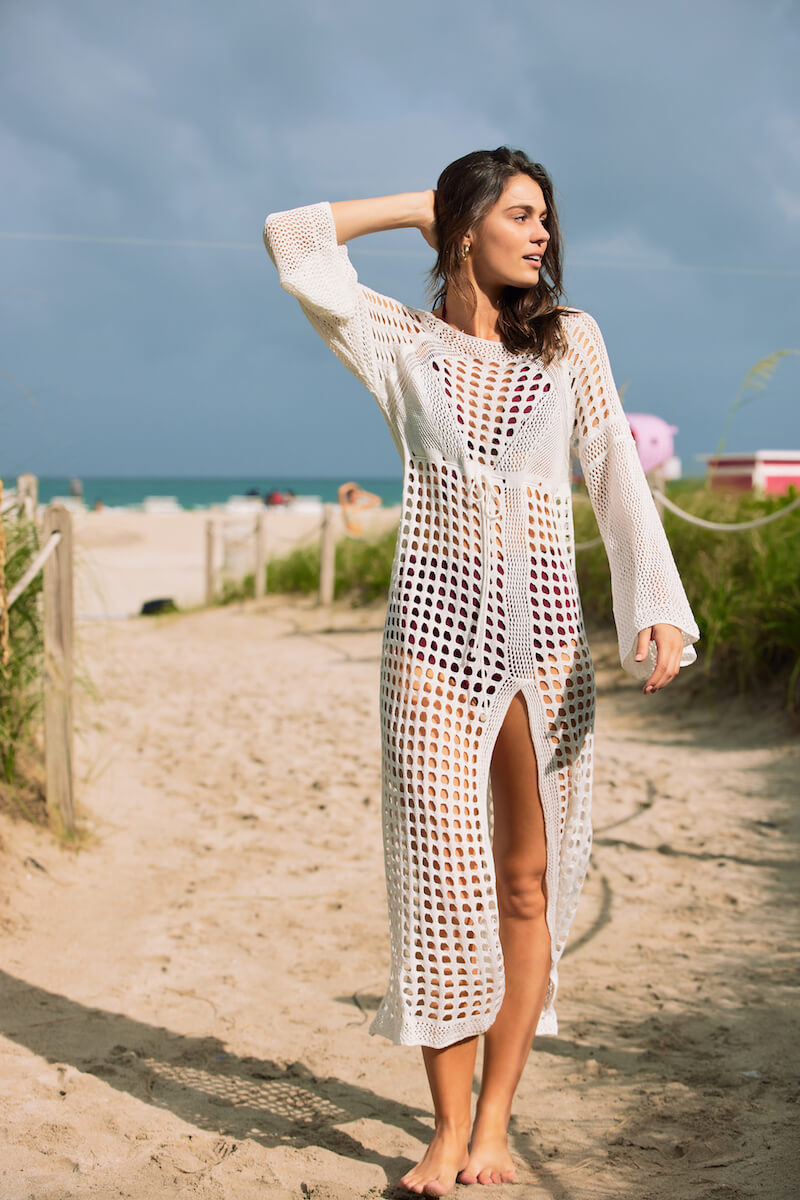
[457, 1113, 515, 1186]
[399, 1124, 470, 1196]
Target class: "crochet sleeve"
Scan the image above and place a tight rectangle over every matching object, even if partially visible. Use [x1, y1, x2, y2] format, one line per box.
[263, 201, 398, 407]
[567, 311, 700, 679]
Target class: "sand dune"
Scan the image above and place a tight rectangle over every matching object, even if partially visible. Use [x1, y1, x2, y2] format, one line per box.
[0, 595, 798, 1199]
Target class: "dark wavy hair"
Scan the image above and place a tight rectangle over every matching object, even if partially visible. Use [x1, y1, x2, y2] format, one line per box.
[429, 147, 567, 364]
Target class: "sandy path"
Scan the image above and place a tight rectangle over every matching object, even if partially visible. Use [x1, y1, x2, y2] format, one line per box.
[0, 600, 797, 1199]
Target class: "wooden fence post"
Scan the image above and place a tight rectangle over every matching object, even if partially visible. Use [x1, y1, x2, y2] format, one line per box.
[42, 504, 75, 834]
[319, 503, 336, 606]
[254, 512, 265, 599]
[17, 473, 38, 523]
[205, 519, 216, 605]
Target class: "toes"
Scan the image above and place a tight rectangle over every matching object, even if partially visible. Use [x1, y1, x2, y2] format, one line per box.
[398, 1171, 450, 1197]
[457, 1169, 478, 1185]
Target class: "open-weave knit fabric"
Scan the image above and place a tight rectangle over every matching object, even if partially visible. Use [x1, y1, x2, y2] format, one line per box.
[264, 202, 699, 1048]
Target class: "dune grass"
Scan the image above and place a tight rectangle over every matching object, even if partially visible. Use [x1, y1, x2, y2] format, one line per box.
[216, 527, 399, 607]
[669, 488, 799, 703]
[572, 483, 800, 705]
[0, 510, 46, 819]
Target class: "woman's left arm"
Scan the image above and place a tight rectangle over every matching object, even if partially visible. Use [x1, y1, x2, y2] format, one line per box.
[566, 311, 700, 692]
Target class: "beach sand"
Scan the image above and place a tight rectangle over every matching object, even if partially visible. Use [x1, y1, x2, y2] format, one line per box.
[0, 587, 798, 1199]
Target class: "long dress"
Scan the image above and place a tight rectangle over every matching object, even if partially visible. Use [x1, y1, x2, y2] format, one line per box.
[263, 201, 699, 1049]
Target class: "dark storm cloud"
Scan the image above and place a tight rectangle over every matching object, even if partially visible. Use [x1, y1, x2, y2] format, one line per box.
[0, 0, 797, 476]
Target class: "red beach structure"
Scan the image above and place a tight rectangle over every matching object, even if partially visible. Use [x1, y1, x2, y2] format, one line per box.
[700, 451, 800, 495]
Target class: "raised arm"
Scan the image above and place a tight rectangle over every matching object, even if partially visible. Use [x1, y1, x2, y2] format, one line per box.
[329, 190, 437, 247]
[263, 194, 437, 409]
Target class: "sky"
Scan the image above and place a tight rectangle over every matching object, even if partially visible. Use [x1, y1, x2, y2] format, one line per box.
[1, 0, 798, 480]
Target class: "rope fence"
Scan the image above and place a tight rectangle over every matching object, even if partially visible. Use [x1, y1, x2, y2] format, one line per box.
[651, 489, 800, 532]
[6, 531, 61, 609]
[206, 510, 331, 605]
[573, 488, 800, 553]
[208, 505, 376, 606]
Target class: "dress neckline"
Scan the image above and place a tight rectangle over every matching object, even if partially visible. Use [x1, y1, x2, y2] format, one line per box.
[412, 307, 522, 359]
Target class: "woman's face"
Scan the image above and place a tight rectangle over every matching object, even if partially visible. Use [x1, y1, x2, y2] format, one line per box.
[467, 173, 550, 295]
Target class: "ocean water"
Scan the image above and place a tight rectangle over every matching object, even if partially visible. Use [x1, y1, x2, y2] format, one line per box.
[4, 476, 404, 510]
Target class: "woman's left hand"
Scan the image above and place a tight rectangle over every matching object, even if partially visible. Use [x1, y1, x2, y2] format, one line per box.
[635, 623, 685, 693]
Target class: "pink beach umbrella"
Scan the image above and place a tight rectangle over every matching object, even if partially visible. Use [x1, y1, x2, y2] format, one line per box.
[625, 412, 679, 474]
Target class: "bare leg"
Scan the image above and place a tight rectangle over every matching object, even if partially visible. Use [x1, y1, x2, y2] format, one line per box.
[459, 691, 551, 1186]
[399, 1037, 476, 1195]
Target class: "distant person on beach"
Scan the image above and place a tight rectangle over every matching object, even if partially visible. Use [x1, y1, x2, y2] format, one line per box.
[264, 148, 699, 1195]
[337, 480, 381, 536]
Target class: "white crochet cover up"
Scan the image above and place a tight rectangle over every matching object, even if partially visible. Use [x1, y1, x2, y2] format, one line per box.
[264, 201, 699, 1048]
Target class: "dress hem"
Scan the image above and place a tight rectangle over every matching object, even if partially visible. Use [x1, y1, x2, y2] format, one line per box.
[368, 998, 559, 1048]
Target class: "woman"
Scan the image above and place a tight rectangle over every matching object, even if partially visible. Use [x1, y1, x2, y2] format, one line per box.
[337, 480, 382, 536]
[264, 147, 699, 1196]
